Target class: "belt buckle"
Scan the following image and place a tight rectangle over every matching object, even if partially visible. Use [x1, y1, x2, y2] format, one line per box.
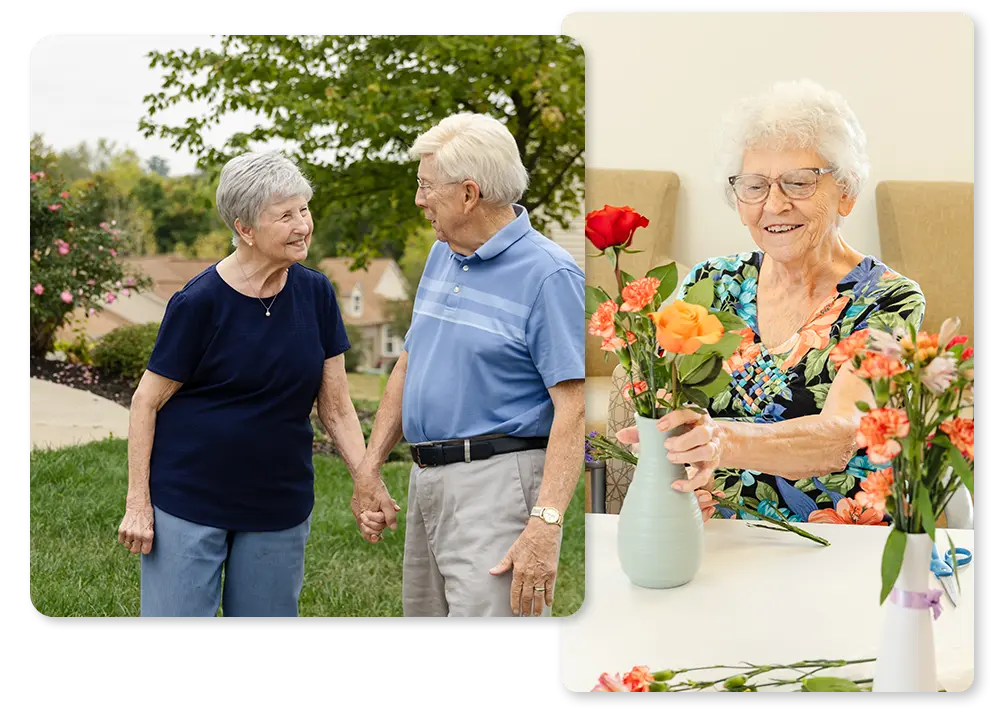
[414, 444, 429, 469]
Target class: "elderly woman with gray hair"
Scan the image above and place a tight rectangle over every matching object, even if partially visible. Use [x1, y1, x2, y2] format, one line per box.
[618, 80, 926, 525]
[116, 151, 398, 616]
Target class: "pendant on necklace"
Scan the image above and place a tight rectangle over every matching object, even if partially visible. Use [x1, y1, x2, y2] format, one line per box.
[266, 311, 271, 317]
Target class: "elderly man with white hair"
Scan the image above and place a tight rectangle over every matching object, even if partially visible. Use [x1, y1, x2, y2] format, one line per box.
[617, 79, 927, 527]
[357, 112, 585, 616]
[116, 151, 398, 616]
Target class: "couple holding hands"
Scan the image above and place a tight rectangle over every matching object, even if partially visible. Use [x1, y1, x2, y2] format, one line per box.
[116, 113, 586, 618]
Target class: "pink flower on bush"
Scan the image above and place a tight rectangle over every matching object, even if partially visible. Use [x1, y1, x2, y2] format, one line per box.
[123, 277, 136, 287]
[99, 222, 111, 232]
[48, 203, 63, 212]
[60, 191, 70, 199]
[88, 308, 97, 317]
[60, 290, 74, 304]
[30, 172, 38, 181]
[33, 284, 45, 295]
[109, 248, 118, 257]
[105, 292, 117, 304]
[56, 239, 70, 256]
[86, 279, 96, 286]
[121, 288, 131, 297]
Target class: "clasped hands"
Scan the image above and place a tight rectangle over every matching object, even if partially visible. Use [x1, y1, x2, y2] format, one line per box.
[352, 471, 400, 543]
[616, 408, 726, 522]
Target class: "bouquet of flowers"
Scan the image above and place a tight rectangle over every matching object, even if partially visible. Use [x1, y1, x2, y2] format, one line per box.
[585, 204, 744, 417]
[828, 319, 974, 600]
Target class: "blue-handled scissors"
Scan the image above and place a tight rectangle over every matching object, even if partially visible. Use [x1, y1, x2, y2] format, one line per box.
[930, 544, 972, 606]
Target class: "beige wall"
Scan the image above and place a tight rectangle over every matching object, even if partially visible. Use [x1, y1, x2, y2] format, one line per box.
[562, 12, 974, 267]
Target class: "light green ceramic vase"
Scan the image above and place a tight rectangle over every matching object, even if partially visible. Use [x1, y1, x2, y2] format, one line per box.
[617, 413, 704, 588]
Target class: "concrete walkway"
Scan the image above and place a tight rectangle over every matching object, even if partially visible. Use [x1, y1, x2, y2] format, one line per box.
[30, 378, 130, 450]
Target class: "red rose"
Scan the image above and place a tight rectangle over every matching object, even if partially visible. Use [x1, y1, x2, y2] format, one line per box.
[585, 205, 649, 250]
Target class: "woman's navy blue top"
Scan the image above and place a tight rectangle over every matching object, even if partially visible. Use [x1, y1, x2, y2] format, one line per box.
[146, 262, 350, 531]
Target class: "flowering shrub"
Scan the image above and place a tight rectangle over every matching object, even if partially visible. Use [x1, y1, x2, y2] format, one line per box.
[91, 323, 161, 382]
[30, 159, 149, 355]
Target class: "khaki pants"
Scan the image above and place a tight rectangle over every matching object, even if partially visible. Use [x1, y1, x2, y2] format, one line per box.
[402, 448, 558, 617]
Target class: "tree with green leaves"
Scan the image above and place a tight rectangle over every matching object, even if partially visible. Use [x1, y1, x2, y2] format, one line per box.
[140, 35, 584, 264]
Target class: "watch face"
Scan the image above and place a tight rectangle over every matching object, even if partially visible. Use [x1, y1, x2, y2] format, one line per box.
[542, 508, 560, 524]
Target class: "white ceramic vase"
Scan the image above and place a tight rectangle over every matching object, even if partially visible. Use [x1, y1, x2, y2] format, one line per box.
[617, 413, 704, 588]
[872, 531, 939, 692]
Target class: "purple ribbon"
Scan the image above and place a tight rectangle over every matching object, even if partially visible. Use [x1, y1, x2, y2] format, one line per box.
[889, 588, 944, 620]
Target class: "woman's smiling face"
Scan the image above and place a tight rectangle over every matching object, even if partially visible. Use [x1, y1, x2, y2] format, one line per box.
[736, 147, 856, 265]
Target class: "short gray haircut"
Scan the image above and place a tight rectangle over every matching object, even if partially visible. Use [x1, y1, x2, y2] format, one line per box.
[717, 79, 870, 205]
[216, 151, 313, 246]
[409, 113, 529, 206]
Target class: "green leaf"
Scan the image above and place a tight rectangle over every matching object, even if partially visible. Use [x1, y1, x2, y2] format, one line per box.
[679, 386, 710, 409]
[647, 262, 678, 305]
[855, 400, 872, 413]
[619, 270, 635, 287]
[683, 277, 715, 309]
[880, 529, 907, 604]
[945, 443, 974, 497]
[915, 484, 936, 541]
[679, 354, 721, 387]
[701, 331, 743, 359]
[756, 481, 779, 505]
[710, 310, 746, 331]
[697, 368, 732, 398]
[711, 389, 731, 413]
[802, 677, 861, 692]
[585, 285, 611, 316]
[809, 382, 832, 410]
[803, 344, 834, 383]
[947, 533, 961, 599]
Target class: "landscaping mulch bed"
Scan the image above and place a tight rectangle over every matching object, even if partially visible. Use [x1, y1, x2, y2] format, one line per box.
[31, 355, 136, 408]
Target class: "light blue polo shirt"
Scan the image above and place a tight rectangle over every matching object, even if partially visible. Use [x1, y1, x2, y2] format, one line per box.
[402, 205, 584, 443]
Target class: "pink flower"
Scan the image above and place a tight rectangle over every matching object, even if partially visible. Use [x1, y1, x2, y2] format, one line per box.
[60, 290, 74, 304]
[60, 191, 70, 199]
[48, 204, 62, 211]
[109, 248, 118, 257]
[99, 222, 110, 232]
[921, 354, 958, 394]
[88, 308, 96, 317]
[104, 292, 117, 304]
[30, 173, 38, 181]
[121, 288, 131, 297]
[32, 284, 45, 295]
[56, 241, 70, 256]
[37, 171, 45, 179]
[123, 277, 136, 287]
[868, 328, 907, 359]
[86, 279, 96, 286]
[592, 673, 631, 692]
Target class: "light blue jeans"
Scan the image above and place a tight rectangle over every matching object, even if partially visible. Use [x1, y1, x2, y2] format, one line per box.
[140, 506, 311, 617]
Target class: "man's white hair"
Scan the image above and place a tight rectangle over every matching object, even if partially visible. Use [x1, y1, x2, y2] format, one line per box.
[409, 113, 529, 206]
[717, 79, 870, 205]
[216, 151, 313, 246]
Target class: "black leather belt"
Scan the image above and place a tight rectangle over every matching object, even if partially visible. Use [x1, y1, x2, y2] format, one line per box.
[410, 435, 549, 467]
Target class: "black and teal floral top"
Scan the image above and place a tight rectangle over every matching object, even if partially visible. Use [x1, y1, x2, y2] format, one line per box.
[677, 251, 925, 525]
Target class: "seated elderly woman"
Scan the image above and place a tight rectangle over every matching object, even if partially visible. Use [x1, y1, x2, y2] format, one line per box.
[116, 151, 398, 616]
[618, 80, 925, 525]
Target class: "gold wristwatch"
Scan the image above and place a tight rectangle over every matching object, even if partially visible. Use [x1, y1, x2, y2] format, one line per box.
[530, 506, 563, 526]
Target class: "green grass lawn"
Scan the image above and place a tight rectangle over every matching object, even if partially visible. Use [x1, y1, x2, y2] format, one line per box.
[30, 439, 585, 617]
[345, 373, 385, 402]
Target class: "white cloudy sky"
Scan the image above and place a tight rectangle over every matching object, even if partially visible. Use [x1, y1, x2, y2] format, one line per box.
[31, 35, 258, 176]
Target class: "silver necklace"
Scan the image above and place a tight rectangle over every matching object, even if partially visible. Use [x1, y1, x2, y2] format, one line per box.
[235, 256, 287, 317]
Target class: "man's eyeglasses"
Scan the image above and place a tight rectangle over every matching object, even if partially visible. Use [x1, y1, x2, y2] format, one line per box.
[728, 167, 834, 204]
[416, 178, 463, 193]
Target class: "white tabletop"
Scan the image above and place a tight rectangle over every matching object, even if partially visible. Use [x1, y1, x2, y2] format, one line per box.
[561, 515, 974, 692]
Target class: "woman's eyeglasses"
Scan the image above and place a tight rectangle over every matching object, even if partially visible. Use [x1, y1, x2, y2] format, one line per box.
[728, 167, 834, 204]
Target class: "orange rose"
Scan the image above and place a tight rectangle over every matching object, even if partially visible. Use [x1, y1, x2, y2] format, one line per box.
[854, 352, 908, 380]
[588, 299, 619, 341]
[620, 276, 661, 312]
[585, 205, 650, 251]
[829, 328, 869, 370]
[856, 408, 910, 464]
[649, 300, 725, 355]
[940, 417, 974, 460]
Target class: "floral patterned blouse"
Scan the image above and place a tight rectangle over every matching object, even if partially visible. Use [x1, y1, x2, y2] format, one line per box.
[678, 251, 925, 525]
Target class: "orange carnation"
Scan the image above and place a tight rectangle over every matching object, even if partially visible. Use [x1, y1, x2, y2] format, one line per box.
[856, 408, 910, 464]
[829, 328, 869, 370]
[901, 331, 939, 363]
[588, 299, 619, 341]
[859, 467, 895, 512]
[622, 666, 655, 692]
[601, 330, 636, 352]
[622, 379, 648, 401]
[854, 351, 907, 380]
[649, 300, 725, 355]
[940, 417, 974, 460]
[620, 277, 661, 312]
